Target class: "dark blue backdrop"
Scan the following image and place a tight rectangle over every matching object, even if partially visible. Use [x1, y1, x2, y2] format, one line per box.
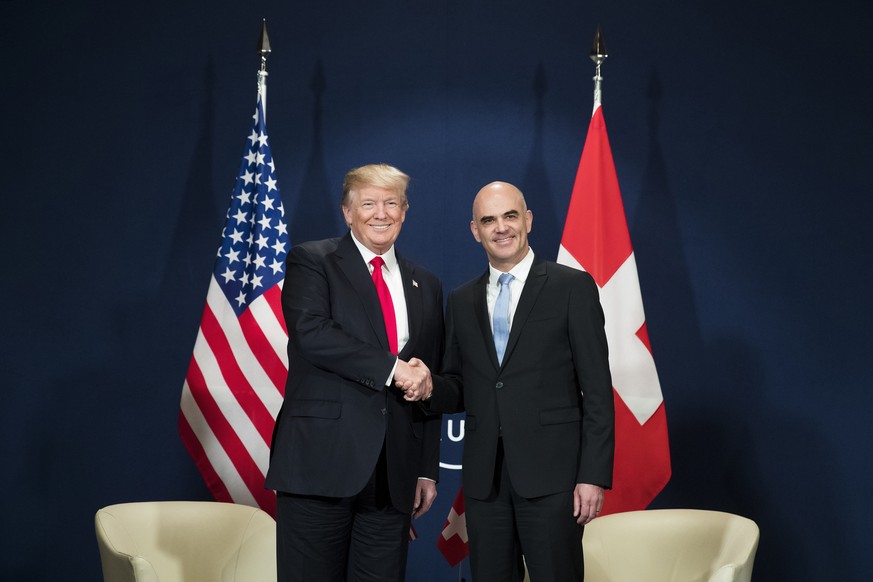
[2, 1, 871, 580]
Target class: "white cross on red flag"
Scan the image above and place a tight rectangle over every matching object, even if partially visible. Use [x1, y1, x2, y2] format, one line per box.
[557, 103, 671, 514]
[437, 486, 469, 566]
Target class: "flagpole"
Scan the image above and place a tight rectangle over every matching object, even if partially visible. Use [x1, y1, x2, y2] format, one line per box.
[590, 26, 607, 111]
[180, 18, 290, 516]
[556, 25, 672, 514]
[257, 18, 272, 117]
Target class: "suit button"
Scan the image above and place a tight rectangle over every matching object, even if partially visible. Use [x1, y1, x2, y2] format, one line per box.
[495, 382, 504, 389]
[381, 408, 388, 415]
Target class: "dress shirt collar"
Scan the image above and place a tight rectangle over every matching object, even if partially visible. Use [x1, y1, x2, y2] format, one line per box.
[488, 247, 534, 286]
[349, 232, 399, 273]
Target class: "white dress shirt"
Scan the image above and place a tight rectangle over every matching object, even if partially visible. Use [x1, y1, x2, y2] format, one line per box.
[486, 247, 535, 334]
[349, 234, 409, 385]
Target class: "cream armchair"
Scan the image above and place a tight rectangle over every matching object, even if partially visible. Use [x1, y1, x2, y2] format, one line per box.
[95, 501, 276, 582]
[523, 508, 759, 582]
[583, 509, 759, 582]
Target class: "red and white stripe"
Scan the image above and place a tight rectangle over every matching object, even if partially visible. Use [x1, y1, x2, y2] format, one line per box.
[180, 279, 287, 516]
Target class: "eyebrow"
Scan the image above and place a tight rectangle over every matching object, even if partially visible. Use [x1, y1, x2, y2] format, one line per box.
[479, 210, 519, 223]
[360, 195, 400, 204]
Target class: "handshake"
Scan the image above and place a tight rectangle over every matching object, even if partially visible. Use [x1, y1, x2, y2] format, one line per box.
[395, 358, 432, 402]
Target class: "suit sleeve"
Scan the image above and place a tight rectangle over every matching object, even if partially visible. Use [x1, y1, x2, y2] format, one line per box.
[427, 293, 465, 414]
[569, 272, 615, 488]
[418, 279, 445, 481]
[282, 244, 395, 390]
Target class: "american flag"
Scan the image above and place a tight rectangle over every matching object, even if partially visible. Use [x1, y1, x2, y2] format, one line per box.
[179, 89, 288, 516]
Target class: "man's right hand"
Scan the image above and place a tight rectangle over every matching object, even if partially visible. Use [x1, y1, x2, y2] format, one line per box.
[395, 358, 432, 401]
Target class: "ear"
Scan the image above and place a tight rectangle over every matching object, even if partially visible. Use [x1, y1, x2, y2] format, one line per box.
[525, 209, 533, 233]
[470, 220, 482, 243]
[342, 205, 352, 226]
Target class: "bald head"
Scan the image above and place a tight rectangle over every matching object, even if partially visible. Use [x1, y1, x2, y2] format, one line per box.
[470, 181, 533, 271]
[472, 182, 527, 218]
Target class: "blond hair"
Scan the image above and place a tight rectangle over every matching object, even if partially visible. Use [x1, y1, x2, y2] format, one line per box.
[342, 164, 410, 209]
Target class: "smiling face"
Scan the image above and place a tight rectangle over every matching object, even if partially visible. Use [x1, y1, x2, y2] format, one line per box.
[343, 185, 407, 255]
[470, 182, 533, 271]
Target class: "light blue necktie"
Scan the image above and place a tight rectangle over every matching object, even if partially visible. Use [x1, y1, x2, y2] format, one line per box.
[493, 273, 514, 364]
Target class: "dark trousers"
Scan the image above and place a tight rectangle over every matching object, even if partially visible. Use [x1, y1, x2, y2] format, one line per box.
[466, 440, 584, 582]
[276, 447, 411, 582]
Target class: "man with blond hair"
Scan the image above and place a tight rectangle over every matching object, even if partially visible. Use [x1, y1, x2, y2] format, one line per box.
[266, 164, 444, 581]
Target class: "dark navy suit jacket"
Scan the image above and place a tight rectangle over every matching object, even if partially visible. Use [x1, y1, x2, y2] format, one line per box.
[265, 233, 444, 513]
[429, 258, 614, 500]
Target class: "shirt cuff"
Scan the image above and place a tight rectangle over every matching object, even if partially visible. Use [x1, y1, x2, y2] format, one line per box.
[385, 357, 399, 387]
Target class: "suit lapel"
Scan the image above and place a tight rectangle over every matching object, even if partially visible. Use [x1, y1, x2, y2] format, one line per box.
[470, 271, 501, 369]
[501, 260, 547, 367]
[333, 233, 391, 351]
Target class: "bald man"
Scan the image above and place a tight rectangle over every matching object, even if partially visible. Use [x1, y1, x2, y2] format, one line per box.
[405, 182, 614, 581]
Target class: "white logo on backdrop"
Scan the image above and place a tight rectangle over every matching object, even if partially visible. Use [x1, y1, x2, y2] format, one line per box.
[440, 418, 465, 470]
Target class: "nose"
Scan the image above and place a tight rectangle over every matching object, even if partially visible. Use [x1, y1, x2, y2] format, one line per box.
[375, 201, 395, 219]
[370, 203, 386, 219]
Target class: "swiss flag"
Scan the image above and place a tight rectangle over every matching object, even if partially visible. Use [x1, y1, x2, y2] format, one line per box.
[436, 487, 468, 566]
[557, 103, 671, 515]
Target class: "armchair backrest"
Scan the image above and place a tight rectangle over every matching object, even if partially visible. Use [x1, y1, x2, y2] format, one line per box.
[583, 509, 760, 582]
[95, 501, 276, 582]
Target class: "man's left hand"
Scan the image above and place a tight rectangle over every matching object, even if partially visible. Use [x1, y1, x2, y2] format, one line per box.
[412, 478, 437, 518]
[573, 483, 604, 525]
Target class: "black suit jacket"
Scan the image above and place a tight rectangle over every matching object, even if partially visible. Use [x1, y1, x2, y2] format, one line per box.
[429, 258, 614, 500]
[265, 233, 444, 514]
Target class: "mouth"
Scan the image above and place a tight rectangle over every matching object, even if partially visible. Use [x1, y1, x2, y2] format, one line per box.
[493, 234, 514, 245]
[369, 224, 392, 231]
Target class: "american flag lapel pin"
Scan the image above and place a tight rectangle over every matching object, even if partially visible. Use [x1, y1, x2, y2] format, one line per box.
[412, 279, 419, 288]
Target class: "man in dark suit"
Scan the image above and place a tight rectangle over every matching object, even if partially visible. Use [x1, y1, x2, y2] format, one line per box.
[265, 164, 444, 582]
[404, 181, 614, 581]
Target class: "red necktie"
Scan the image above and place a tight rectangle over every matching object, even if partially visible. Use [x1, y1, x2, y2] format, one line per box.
[370, 256, 398, 354]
